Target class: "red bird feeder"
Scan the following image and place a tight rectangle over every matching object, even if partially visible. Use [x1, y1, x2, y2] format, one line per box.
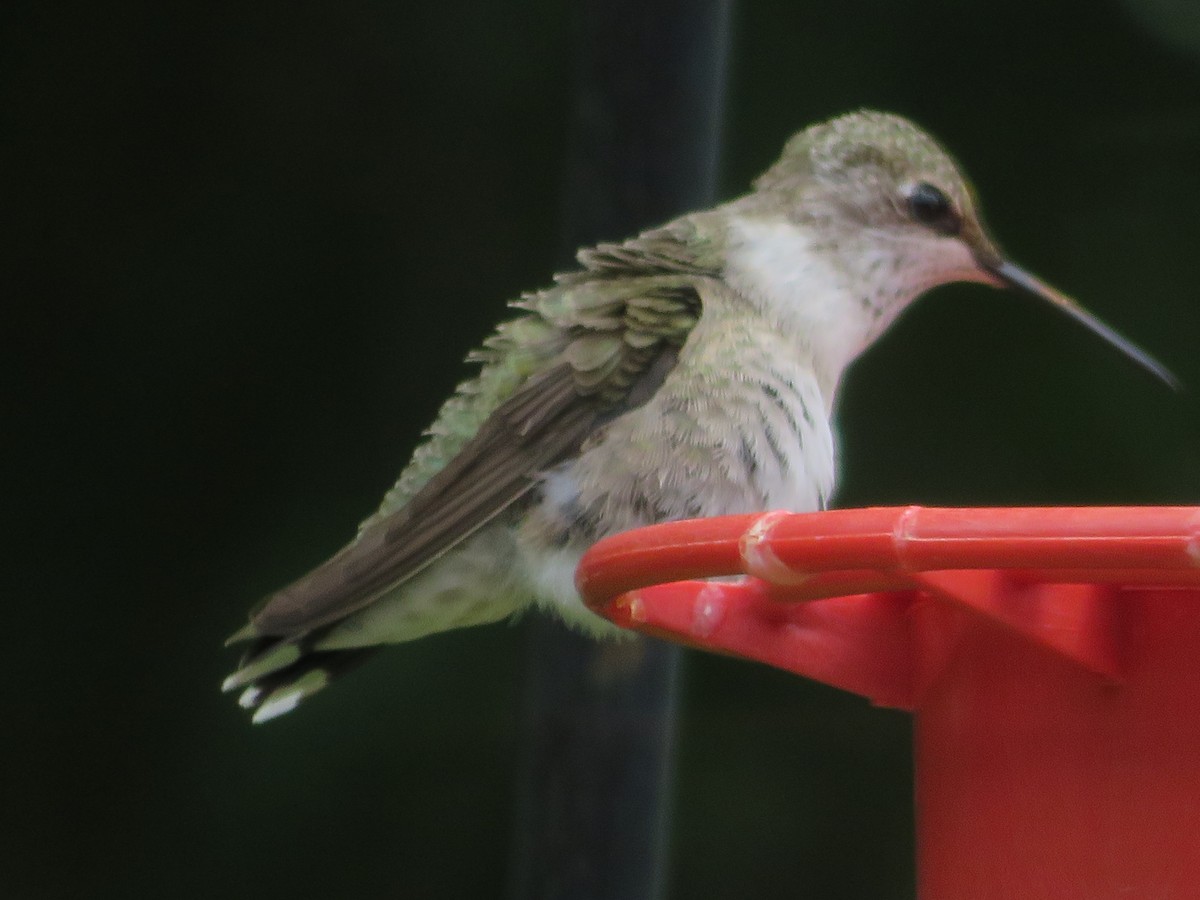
[576, 506, 1200, 899]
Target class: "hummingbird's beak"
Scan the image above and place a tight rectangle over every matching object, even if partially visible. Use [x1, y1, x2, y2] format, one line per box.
[981, 257, 1179, 390]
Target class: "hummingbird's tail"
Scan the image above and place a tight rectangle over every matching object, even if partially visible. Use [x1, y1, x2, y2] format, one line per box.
[221, 634, 376, 724]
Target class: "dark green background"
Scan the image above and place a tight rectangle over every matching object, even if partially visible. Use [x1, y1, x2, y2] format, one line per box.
[8, 1, 1200, 897]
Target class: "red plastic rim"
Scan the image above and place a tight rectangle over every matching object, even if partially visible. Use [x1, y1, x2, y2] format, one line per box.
[576, 506, 1200, 708]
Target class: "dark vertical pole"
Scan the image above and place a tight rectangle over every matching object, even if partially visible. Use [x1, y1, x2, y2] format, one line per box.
[508, 3, 732, 900]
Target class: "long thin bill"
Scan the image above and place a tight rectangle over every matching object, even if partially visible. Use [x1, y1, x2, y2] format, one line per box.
[990, 259, 1179, 390]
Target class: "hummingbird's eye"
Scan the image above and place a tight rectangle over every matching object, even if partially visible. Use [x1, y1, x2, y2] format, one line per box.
[905, 182, 960, 235]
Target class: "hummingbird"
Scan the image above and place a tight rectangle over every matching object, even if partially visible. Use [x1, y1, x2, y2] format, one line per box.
[223, 109, 1174, 723]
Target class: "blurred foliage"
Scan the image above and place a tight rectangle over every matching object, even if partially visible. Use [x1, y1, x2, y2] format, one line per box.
[6, 0, 1200, 897]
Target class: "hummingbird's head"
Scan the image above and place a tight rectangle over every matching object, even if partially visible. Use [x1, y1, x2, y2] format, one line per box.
[751, 110, 1176, 388]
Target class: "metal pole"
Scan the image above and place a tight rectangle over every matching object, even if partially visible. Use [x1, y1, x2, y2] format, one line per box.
[508, 2, 732, 899]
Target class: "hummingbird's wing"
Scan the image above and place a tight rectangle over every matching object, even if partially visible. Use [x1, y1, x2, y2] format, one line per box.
[240, 220, 721, 641]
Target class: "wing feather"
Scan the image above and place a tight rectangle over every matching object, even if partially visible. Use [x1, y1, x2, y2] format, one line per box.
[245, 221, 720, 639]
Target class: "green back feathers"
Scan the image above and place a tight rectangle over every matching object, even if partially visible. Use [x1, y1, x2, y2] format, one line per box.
[360, 219, 721, 531]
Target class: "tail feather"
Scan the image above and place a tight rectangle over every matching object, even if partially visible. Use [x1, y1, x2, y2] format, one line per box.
[220, 638, 302, 694]
[222, 631, 377, 724]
